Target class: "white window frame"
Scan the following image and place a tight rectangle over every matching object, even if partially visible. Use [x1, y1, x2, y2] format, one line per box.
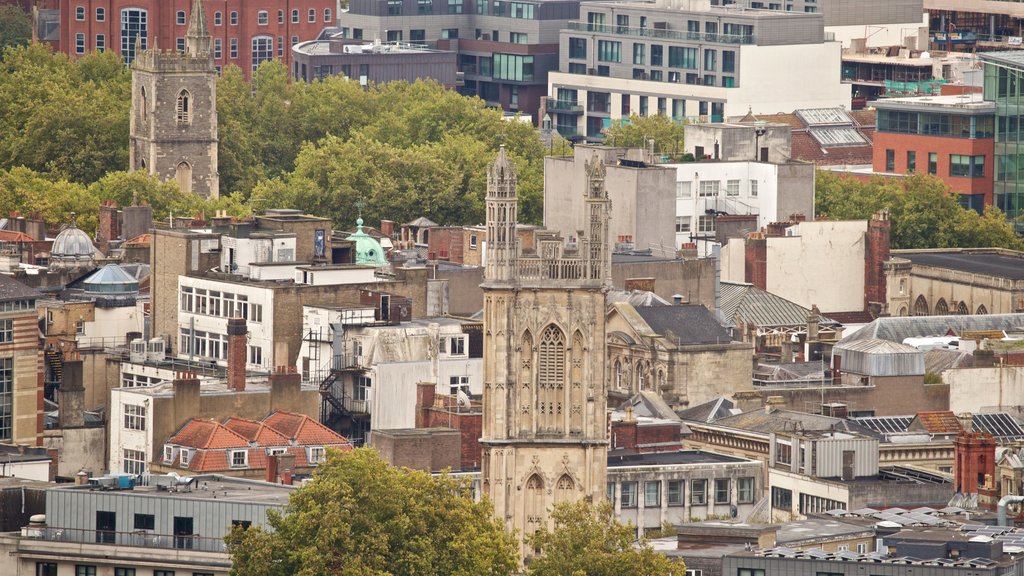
[675, 216, 691, 233]
[123, 448, 145, 475]
[180, 449, 193, 468]
[95, 7, 105, 21]
[698, 215, 715, 233]
[448, 336, 467, 356]
[309, 446, 326, 464]
[230, 449, 248, 468]
[676, 181, 691, 198]
[450, 375, 470, 396]
[257, 10, 269, 25]
[726, 179, 740, 196]
[749, 179, 758, 197]
[0, 319, 12, 343]
[163, 445, 174, 464]
[75, 6, 85, 20]
[308, 8, 316, 22]
[698, 180, 719, 197]
[75, 32, 85, 54]
[124, 404, 147, 431]
[176, 10, 186, 25]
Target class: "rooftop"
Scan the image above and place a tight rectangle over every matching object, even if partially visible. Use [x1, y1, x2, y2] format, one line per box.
[607, 449, 751, 467]
[980, 50, 1024, 69]
[840, 314, 1024, 345]
[0, 274, 40, 302]
[872, 93, 995, 113]
[720, 281, 839, 329]
[897, 249, 1024, 280]
[59, 474, 296, 504]
[632, 303, 734, 346]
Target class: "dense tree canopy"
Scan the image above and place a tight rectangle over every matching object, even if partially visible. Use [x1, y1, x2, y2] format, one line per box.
[0, 6, 30, 49]
[603, 114, 686, 160]
[816, 171, 1024, 250]
[527, 500, 685, 576]
[226, 448, 519, 576]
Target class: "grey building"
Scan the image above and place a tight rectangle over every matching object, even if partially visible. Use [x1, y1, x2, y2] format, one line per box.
[0, 474, 295, 575]
[334, 0, 586, 121]
[292, 38, 459, 86]
[549, 0, 850, 139]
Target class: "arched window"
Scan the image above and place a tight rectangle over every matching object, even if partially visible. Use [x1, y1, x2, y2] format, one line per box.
[614, 359, 622, 389]
[569, 332, 584, 434]
[935, 298, 949, 315]
[252, 36, 274, 71]
[977, 304, 989, 315]
[957, 301, 969, 315]
[176, 10, 186, 25]
[175, 161, 192, 194]
[525, 474, 544, 535]
[537, 325, 565, 434]
[278, 9, 284, 23]
[898, 306, 907, 317]
[291, 9, 299, 23]
[176, 90, 191, 124]
[139, 86, 147, 122]
[913, 295, 929, 316]
[555, 474, 575, 504]
[257, 10, 269, 25]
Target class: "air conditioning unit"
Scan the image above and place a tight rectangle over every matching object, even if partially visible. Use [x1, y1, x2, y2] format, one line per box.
[129, 339, 146, 363]
[147, 338, 165, 362]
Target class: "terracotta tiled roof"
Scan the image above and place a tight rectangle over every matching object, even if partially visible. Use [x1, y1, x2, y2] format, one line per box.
[0, 230, 37, 242]
[848, 109, 877, 128]
[263, 410, 350, 445]
[169, 419, 249, 449]
[910, 411, 964, 434]
[124, 233, 152, 246]
[224, 416, 290, 445]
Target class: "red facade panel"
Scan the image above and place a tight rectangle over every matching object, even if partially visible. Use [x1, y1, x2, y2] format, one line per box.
[872, 131, 994, 205]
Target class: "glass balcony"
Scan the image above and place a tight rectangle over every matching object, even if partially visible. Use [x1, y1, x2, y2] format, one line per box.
[548, 99, 583, 113]
[568, 21, 755, 45]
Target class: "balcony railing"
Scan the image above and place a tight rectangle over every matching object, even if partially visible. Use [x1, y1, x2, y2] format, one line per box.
[568, 21, 755, 45]
[32, 526, 227, 553]
[332, 353, 366, 371]
[344, 396, 370, 414]
[548, 99, 583, 113]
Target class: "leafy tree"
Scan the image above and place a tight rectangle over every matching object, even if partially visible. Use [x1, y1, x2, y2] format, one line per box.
[0, 167, 97, 232]
[0, 5, 30, 49]
[816, 171, 1024, 250]
[226, 448, 519, 576]
[527, 500, 685, 576]
[604, 114, 686, 160]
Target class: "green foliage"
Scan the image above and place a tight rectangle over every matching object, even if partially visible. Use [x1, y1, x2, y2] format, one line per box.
[604, 114, 686, 160]
[0, 5, 30, 49]
[527, 500, 685, 576]
[225, 447, 519, 576]
[816, 171, 1024, 250]
[233, 65, 547, 226]
[0, 44, 129, 184]
[923, 372, 943, 385]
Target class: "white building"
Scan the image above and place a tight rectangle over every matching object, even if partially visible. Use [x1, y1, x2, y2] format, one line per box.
[178, 276, 275, 371]
[669, 160, 815, 256]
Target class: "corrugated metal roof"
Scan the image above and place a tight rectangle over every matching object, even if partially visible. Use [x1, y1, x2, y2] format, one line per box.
[835, 338, 925, 376]
[834, 338, 921, 354]
[720, 281, 837, 328]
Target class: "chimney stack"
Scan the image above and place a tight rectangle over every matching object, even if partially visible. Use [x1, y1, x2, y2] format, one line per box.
[415, 381, 436, 428]
[227, 317, 247, 392]
[744, 232, 767, 290]
[96, 200, 119, 256]
[58, 359, 86, 428]
[270, 366, 301, 412]
[865, 209, 891, 312]
[172, 371, 201, 424]
[380, 220, 395, 238]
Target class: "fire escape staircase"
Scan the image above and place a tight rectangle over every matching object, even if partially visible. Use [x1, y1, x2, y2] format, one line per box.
[45, 347, 63, 400]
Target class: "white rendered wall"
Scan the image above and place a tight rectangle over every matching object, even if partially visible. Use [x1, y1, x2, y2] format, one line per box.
[734, 42, 850, 115]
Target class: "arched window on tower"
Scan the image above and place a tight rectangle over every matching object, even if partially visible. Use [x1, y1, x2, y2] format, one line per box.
[555, 474, 575, 504]
[537, 325, 565, 434]
[176, 90, 191, 124]
[525, 474, 545, 537]
[140, 86, 147, 122]
[175, 161, 192, 194]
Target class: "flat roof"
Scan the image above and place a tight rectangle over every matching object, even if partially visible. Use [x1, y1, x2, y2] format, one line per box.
[294, 40, 451, 56]
[872, 93, 994, 114]
[980, 50, 1024, 69]
[56, 476, 295, 504]
[607, 449, 751, 467]
[898, 250, 1024, 280]
[841, 53, 934, 66]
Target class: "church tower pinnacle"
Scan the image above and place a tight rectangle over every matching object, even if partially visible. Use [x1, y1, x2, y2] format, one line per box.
[185, 0, 212, 57]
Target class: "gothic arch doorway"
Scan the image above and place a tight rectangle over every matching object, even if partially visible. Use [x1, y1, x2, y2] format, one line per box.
[175, 161, 193, 194]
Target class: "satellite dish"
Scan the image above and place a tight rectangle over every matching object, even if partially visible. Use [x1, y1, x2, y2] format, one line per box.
[457, 389, 471, 407]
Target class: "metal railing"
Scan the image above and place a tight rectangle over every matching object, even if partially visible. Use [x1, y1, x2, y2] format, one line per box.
[568, 21, 755, 45]
[547, 99, 583, 113]
[332, 353, 365, 371]
[34, 526, 227, 553]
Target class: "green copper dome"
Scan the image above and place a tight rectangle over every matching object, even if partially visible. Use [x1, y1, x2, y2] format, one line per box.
[348, 218, 388, 267]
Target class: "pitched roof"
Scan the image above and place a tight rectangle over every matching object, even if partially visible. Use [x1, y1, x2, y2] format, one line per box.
[677, 397, 737, 423]
[169, 419, 249, 449]
[711, 409, 878, 437]
[790, 131, 875, 166]
[224, 416, 290, 445]
[633, 304, 733, 345]
[263, 410, 350, 445]
[840, 314, 1024, 345]
[0, 274, 41, 302]
[720, 281, 837, 328]
[0, 230, 36, 242]
[908, 411, 963, 434]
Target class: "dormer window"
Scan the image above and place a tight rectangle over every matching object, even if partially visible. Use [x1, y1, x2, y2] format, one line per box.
[230, 449, 248, 468]
[309, 447, 325, 464]
[176, 90, 191, 124]
[179, 449, 193, 468]
[163, 445, 175, 464]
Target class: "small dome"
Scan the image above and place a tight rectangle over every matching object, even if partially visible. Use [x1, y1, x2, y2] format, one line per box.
[347, 219, 388, 268]
[51, 214, 96, 262]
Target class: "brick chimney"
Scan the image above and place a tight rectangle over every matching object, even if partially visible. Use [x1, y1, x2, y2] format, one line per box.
[744, 232, 767, 290]
[96, 200, 119, 255]
[58, 359, 85, 428]
[380, 220, 395, 238]
[270, 366, 301, 412]
[415, 381, 436, 428]
[172, 372, 201, 425]
[226, 317, 247, 391]
[864, 209, 891, 312]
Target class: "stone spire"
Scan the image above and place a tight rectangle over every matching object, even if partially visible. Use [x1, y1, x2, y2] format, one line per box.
[186, 0, 212, 56]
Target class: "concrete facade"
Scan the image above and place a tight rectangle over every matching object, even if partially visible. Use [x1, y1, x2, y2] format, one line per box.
[544, 145, 677, 254]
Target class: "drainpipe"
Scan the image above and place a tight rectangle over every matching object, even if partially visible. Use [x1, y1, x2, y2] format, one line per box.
[998, 495, 1024, 526]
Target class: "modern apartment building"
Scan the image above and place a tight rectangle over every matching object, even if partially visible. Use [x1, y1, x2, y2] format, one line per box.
[548, 0, 850, 140]
[38, 0, 335, 78]
[334, 0, 584, 121]
[873, 93, 995, 212]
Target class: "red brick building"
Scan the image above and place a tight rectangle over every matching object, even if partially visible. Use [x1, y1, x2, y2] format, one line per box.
[873, 93, 995, 212]
[40, 0, 335, 78]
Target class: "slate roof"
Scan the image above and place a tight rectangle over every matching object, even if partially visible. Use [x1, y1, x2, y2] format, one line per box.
[677, 397, 737, 423]
[899, 250, 1024, 281]
[840, 314, 1024, 344]
[709, 409, 879, 437]
[0, 274, 41, 302]
[720, 281, 838, 328]
[924, 349, 973, 374]
[633, 304, 733, 345]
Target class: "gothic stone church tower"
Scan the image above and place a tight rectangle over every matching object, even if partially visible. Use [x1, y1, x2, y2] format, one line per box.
[480, 146, 610, 558]
[129, 0, 219, 198]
